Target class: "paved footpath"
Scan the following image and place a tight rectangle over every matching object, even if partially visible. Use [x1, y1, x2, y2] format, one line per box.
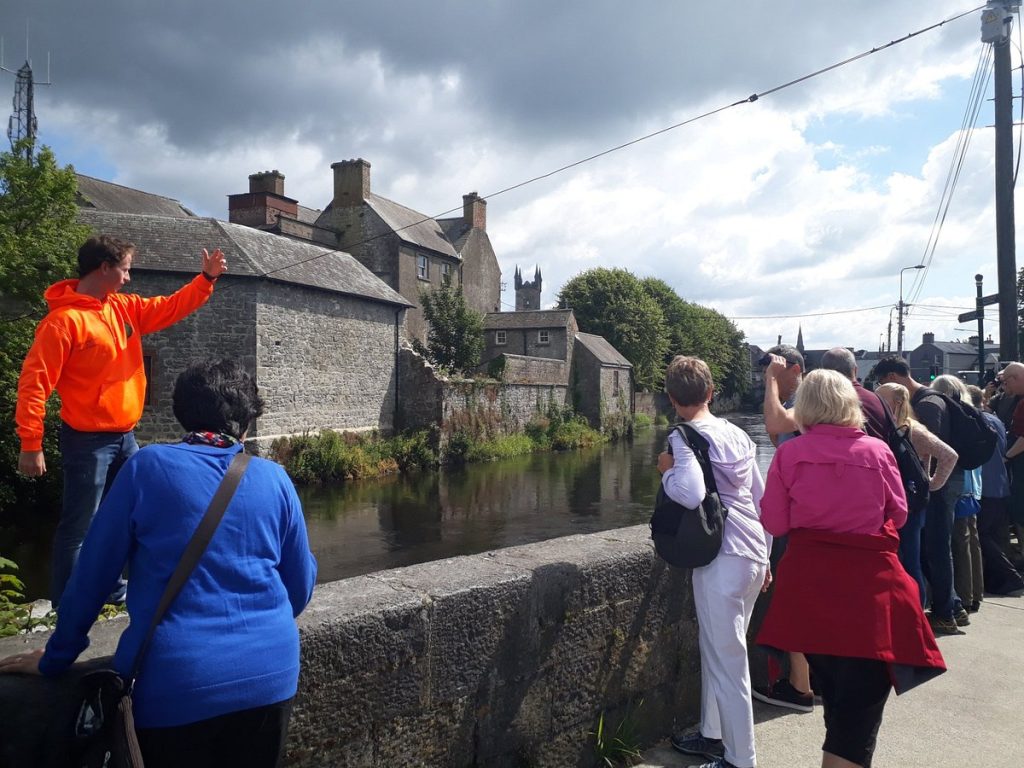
[637, 593, 1024, 768]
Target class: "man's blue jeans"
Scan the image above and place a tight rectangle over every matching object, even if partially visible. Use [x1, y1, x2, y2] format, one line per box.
[923, 485, 956, 620]
[51, 423, 138, 608]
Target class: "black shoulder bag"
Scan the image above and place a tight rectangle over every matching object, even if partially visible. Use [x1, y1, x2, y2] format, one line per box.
[73, 451, 252, 768]
[650, 423, 728, 569]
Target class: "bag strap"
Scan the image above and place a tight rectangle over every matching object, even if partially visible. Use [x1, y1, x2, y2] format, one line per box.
[127, 451, 252, 683]
[672, 423, 720, 495]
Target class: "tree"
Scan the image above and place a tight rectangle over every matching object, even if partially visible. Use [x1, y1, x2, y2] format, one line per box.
[640, 277, 749, 399]
[0, 139, 89, 512]
[419, 277, 485, 375]
[557, 268, 668, 390]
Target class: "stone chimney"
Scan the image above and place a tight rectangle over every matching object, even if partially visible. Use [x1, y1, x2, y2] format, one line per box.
[227, 169, 297, 228]
[463, 192, 486, 231]
[332, 159, 371, 206]
[249, 170, 285, 196]
[968, 335, 980, 346]
[922, 332, 935, 344]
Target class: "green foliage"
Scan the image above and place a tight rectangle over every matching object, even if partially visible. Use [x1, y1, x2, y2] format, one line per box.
[271, 429, 439, 484]
[0, 140, 90, 513]
[653, 414, 670, 426]
[419, 276, 486, 375]
[591, 700, 644, 767]
[632, 413, 653, 429]
[0, 556, 55, 637]
[465, 434, 536, 462]
[640, 277, 749, 400]
[557, 268, 669, 391]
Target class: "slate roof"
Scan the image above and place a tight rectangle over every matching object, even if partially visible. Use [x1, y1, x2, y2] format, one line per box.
[925, 341, 985, 355]
[77, 209, 412, 308]
[295, 205, 322, 225]
[575, 333, 632, 367]
[437, 217, 472, 252]
[484, 309, 575, 330]
[76, 174, 194, 217]
[365, 193, 459, 259]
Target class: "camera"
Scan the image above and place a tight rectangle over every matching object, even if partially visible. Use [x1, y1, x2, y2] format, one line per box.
[757, 353, 772, 367]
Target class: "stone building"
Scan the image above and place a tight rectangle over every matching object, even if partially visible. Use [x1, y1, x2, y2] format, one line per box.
[573, 333, 634, 427]
[227, 161, 502, 343]
[514, 266, 542, 310]
[907, 332, 997, 382]
[481, 310, 634, 431]
[75, 187, 412, 448]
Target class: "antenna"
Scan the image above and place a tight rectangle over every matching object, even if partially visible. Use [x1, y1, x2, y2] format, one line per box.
[1, 29, 52, 161]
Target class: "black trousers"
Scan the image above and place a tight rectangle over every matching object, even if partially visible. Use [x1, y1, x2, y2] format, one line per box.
[135, 698, 293, 768]
[978, 497, 1024, 594]
[804, 655, 891, 768]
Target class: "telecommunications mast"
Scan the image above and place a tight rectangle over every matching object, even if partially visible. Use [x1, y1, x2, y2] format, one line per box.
[1, 28, 52, 160]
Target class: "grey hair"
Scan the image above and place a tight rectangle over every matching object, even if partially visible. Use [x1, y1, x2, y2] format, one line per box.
[819, 347, 857, 379]
[932, 374, 970, 404]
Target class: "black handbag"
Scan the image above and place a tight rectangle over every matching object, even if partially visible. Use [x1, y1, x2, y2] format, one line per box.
[650, 423, 728, 569]
[72, 452, 251, 768]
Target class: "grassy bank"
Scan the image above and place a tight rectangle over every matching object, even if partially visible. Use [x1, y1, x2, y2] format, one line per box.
[271, 408, 607, 485]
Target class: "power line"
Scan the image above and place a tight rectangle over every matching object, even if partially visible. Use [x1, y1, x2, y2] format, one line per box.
[728, 303, 893, 320]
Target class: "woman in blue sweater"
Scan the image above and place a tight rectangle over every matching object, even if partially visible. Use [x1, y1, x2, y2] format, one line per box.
[0, 359, 317, 767]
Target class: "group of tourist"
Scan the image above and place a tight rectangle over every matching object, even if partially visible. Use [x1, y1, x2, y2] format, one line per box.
[659, 344, 1022, 768]
[0, 235, 316, 767]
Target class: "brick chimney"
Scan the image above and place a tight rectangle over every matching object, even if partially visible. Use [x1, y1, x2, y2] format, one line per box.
[332, 159, 371, 206]
[463, 192, 486, 231]
[922, 332, 935, 344]
[227, 169, 297, 228]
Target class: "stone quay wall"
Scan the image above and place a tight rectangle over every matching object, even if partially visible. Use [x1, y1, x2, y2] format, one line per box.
[398, 348, 571, 440]
[0, 526, 703, 768]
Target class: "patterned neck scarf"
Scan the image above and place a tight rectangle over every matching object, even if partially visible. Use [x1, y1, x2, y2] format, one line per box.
[182, 431, 239, 448]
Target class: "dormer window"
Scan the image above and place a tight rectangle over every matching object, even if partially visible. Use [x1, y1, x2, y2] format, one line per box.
[417, 254, 429, 280]
[538, 330, 550, 344]
[496, 330, 507, 345]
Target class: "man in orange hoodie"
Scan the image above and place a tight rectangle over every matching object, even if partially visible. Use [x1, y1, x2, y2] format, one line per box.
[15, 234, 227, 606]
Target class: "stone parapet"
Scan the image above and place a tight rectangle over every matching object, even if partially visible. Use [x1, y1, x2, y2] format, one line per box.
[0, 526, 701, 767]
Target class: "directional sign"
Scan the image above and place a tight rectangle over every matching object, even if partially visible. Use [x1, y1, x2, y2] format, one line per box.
[959, 310, 982, 322]
[980, 293, 1000, 306]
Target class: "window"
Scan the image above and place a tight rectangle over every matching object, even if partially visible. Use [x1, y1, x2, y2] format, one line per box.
[496, 330, 507, 345]
[441, 262, 451, 282]
[613, 370, 621, 396]
[538, 330, 550, 344]
[417, 254, 429, 280]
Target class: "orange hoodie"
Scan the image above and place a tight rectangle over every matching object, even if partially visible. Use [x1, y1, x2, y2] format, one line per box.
[16, 274, 215, 451]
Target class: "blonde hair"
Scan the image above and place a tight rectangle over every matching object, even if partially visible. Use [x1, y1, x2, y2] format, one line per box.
[665, 355, 713, 406]
[793, 369, 864, 430]
[932, 374, 970, 404]
[876, 382, 911, 429]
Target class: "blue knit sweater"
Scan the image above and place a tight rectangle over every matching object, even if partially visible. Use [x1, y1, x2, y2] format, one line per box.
[39, 442, 318, 728]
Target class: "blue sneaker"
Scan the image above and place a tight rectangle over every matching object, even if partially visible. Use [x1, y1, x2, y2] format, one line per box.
[670, 730, 724, 759]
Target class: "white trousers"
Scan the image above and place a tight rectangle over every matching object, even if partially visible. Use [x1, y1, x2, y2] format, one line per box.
[692, 553, 766, 768]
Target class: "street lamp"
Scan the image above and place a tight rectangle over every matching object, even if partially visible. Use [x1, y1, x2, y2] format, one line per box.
[897, 264, 926, 356]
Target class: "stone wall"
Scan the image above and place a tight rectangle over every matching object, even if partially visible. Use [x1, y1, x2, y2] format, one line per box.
[398, 348, 570, 438]
[635, 392, 672, 420]
[128, 274, 401, 448]
[0, 526, 704, 768]
[501, 354, 569, 386]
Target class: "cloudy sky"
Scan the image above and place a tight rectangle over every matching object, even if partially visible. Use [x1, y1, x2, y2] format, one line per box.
[1, 1, 1018, 353]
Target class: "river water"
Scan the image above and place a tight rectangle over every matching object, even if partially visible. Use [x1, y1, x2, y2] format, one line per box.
[300, 413, 774, 583]
[2, 413, 775, 597]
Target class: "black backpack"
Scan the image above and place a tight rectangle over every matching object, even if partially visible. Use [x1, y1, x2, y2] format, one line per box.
[650, 423, 728, 569]
[883, 408, 930, 517]
[925, 391, 998, 470]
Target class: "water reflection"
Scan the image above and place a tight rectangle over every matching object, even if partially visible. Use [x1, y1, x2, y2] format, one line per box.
[301, 412, 776, 583]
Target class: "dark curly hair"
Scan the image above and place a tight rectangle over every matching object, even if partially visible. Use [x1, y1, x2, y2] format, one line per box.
[172, 359, 264, 439]
[78, 235, 135, 277]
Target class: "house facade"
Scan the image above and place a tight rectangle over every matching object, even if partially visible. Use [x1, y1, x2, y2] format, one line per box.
[227, 161, 501, 343]
[907, 332, 997, 382]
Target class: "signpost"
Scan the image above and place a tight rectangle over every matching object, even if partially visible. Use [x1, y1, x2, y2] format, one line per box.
[958, 274, 1000, 384]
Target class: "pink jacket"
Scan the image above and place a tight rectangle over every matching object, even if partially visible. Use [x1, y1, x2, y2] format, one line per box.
[761, 424, 908, 537]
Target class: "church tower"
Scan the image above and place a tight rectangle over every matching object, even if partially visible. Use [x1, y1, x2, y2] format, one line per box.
[515, 266, 542, 311]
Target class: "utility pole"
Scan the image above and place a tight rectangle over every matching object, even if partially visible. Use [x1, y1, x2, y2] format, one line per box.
[982, 2, 1021, 362]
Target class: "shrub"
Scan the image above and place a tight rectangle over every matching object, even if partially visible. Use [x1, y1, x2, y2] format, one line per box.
[654, 414, 670, 426]
[632, 413, 653, 429]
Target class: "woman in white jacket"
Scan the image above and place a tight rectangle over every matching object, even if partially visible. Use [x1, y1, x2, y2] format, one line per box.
[658, 356, 773, 768]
